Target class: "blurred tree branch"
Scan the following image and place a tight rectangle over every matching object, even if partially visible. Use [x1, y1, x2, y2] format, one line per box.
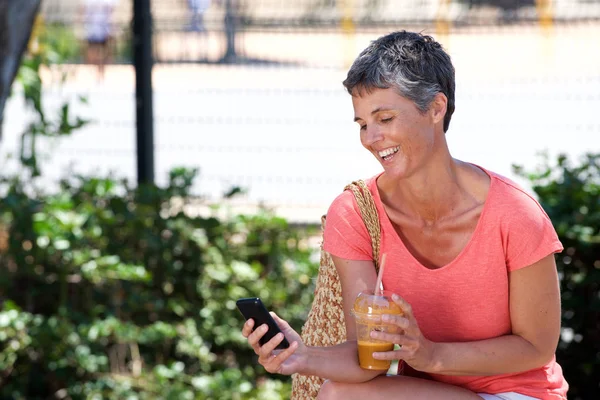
[0, 0, 41, 142]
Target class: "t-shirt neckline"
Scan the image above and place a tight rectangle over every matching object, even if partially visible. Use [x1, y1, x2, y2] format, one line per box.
[371, 164, 496, 272]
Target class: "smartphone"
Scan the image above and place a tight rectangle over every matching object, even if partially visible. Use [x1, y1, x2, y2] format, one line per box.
[236, 297, 290, 350]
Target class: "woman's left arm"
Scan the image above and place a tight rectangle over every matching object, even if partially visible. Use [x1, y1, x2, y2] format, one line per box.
[373, 253, 562, 376]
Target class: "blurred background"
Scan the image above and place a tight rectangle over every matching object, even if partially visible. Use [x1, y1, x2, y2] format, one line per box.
[3, 0, 598, 222]
[0, 0, 599, 399]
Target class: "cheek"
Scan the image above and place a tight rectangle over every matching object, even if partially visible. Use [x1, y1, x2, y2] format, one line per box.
[396, 123, 434, 156]
[406, 118, 434, 143]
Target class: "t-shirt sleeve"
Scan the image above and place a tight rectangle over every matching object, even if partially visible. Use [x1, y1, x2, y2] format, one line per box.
[501, 188, 563, 272]
[322, 191, 373, 261]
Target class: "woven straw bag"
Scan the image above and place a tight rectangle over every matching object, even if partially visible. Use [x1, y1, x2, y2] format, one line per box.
[290, 180, 381, 399]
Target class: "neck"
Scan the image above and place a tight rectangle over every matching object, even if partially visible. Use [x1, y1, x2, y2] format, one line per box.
[381, 156, 468, 224]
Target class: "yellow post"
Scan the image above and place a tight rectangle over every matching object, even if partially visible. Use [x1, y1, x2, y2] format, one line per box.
[435, 0, 452, 38]
[535, 0, 554, 33]
[535, 0, 555, 70]
[27, 14, 45, 55]
[339, 0, 356, 69]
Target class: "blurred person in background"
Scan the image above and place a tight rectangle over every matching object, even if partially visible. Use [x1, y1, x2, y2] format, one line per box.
[80, 0, 117, 80]
[187, 0, 211, 32]
[241, 31, 568, 400]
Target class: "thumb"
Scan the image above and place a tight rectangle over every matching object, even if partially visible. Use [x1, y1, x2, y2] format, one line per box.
[270, 312, 292, 330]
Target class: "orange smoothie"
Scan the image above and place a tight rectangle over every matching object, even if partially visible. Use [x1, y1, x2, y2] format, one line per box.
[352, 290, 403, 371]
[357, 340, 395, 370]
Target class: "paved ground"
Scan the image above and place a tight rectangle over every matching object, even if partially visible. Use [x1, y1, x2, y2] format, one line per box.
[2, 25, 599, 223]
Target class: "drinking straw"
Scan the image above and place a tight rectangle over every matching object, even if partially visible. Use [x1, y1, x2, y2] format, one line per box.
[374, 253, 386, 296]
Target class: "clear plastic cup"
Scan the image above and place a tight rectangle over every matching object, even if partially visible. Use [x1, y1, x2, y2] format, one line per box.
[352, 290, 403, 370]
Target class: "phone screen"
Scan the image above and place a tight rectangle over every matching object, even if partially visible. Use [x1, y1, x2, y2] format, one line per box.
[236, 297, 290, 350]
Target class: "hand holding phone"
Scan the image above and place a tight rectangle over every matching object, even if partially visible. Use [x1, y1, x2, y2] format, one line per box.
[236, 297, 290, 350]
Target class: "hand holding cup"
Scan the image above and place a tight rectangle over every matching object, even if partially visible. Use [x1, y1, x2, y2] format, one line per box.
[370, 293, 437, 373]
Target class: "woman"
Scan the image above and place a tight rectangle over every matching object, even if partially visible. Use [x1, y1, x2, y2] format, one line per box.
[80, 0, 117, 80]
[242, 31, 568, 400]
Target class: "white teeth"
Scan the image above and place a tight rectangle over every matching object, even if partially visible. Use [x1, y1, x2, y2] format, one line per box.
[378, 146, 399, 158]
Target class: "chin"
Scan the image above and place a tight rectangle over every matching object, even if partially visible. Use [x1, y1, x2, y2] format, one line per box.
[381, 167, 407, 180]
[381, 162, 414, 180]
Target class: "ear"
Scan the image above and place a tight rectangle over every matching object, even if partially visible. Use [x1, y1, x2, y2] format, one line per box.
[430, 93, 447, 125]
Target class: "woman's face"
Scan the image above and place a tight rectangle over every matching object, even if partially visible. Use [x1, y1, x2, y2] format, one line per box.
[351, 87, 441, 179]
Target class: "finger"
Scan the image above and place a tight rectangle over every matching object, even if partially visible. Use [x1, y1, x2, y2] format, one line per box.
[274, 341, 299, 374]
[264, 341, 299, 374]
[242, 318, 255, 338]
[370, 330, 415, 348]
[247, 323, 268, 351]
[382, 314, 409, 330]
[270, 312, 292, 330]
[391, 294, 413, 317]
[373, 347, 411, 361]
[258, 331, 287, 359]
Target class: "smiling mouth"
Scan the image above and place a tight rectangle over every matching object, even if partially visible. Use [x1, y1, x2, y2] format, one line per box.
[378, 146, 399, 161]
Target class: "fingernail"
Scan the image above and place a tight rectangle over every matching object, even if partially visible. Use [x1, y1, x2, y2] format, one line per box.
[392, 294, 399, 300]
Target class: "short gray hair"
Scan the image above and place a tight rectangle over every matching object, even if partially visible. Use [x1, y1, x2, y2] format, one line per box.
[343, 31, 455, 132]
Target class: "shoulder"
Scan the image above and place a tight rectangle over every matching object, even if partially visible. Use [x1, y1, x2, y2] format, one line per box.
[326, 188, 359, 224]
[326, 175, 380, 220]
[489, 172, 550, 223]
[490, 172, 561, 239]
[323, 176, 379, 260]
[483, 171, 563, 269]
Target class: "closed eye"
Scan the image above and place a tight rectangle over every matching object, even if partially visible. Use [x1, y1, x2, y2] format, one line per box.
[359, 124, 366, 131]
[381, 117, 393, 124]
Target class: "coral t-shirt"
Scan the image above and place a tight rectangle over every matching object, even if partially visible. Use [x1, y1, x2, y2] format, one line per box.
[322, 168, 568, 400]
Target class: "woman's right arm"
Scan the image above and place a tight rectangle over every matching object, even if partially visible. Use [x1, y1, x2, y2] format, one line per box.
[243, 256, 383, 383]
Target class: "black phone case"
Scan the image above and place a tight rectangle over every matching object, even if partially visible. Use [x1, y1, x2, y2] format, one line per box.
[236, 297, 290, 350]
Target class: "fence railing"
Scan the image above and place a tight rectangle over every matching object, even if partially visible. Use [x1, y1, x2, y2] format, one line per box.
[38, 0, 600, 64]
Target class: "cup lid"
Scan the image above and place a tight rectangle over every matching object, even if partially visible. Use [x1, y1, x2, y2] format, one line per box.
[353, 290, 402, 315]
[350, 309, 386, 322]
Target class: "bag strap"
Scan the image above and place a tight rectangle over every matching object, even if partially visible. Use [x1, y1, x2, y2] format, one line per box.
[344, 180, 381, 273]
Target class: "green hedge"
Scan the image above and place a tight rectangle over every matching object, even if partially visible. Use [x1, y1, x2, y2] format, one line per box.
[0, 168, 319, 399]
[1, 27, 320, 399]
[514, 154, 600, 399]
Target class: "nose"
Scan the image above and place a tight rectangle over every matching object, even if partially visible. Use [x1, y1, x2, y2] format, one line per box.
[362, 125, 384, 147]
